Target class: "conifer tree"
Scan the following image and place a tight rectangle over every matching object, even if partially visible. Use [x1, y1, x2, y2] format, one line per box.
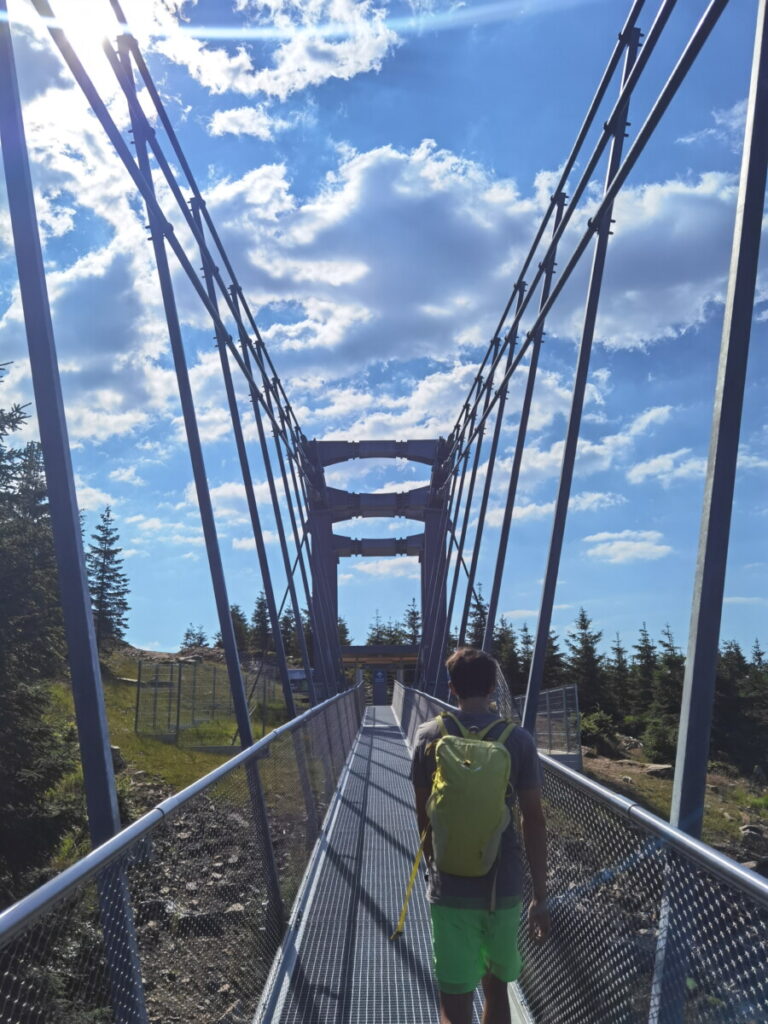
[605, 633, 630, 723]
[564, 608, 606, 714]
[466, 586, 488, 649]
[401, 598, 422, 644]
[494, 617, 522, 694]
[0, 394, 79, 904]
[230, 604, 250, 657]
[367, 610, 386, 645]
[279, 611, 298, 661]
[337, 616, 351, 647]
[543, 629, 567, 689]
[518, 623, 534, 684]
[712, 640, 747, 765]
[86, 506, 130, 650]
[644, 626, 684, 762]
[251, 591, 272, 654]
[181, 624, 207, 649]
[630, 623, 657, 724]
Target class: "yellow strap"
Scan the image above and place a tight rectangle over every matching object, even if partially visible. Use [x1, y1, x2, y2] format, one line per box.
[390, 829, 428, 940]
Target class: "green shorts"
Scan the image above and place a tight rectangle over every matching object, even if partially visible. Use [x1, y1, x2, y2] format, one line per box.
[430, 903, 523, 995]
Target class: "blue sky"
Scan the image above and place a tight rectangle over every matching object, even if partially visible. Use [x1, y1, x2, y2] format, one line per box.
[0, 0, 765, 660]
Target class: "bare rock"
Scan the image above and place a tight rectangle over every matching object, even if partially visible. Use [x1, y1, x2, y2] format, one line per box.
[645, 764, 673, 779]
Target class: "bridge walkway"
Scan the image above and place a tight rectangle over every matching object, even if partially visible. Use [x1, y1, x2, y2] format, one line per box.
[257, 706, 495, 1023]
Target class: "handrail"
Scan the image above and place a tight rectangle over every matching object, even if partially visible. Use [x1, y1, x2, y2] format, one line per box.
[394, 683, 768, 908]
[0, 683, 362, 947]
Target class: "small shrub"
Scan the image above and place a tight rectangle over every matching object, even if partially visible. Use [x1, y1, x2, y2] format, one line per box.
[580, 709, 620, 758]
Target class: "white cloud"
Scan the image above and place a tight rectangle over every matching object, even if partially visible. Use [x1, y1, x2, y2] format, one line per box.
[153, 0, 397, 101]
[74, 475, 114, 511]
[723, 596, 767, 606]
[627, 448, 706, 486]
[485, 490, 626, 526]
[583, 529, 672, 564]
[109, 466, 146, 486]
[677, 100, 746, 153]
[208, 106, 289, 140]
[350, 557, 420, 578]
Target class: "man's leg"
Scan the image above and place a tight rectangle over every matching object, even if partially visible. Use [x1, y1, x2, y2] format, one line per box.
[480, 973, 511, 1024]
[439, 990, 474, 1024]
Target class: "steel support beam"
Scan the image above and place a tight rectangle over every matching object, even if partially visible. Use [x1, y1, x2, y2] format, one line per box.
[523, 30, 640, 734]
[120, 44, 254, 749]
[483, 194, 566, 654]
[0, 13, 148, 1023]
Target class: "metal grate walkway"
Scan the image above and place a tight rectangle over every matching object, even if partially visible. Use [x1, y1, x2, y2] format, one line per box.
[257, 706, 444, 1023]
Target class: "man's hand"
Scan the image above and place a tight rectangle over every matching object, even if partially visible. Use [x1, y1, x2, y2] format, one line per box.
[528, 897, 550, 943]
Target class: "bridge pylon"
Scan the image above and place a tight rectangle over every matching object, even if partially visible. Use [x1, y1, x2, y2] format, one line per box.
[303, 438, 452, 696]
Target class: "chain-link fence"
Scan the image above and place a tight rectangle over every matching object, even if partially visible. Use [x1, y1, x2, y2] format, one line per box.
[393, 682, 768, 1024]
[0, 684, 365, 1024]
[134, 659, 287, 746]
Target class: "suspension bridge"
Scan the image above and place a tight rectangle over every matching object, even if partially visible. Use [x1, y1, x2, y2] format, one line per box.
[1, 0, 767, 1021]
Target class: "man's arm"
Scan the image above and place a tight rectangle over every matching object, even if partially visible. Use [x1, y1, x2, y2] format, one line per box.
[518, 786, 550, 942]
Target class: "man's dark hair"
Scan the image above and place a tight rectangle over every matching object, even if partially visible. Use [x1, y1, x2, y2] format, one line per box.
[445, 647, 497, 698]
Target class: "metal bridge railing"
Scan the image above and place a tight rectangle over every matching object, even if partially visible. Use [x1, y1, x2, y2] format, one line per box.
[0, 684, 365, 1024]
[393, 682, 768, 1024]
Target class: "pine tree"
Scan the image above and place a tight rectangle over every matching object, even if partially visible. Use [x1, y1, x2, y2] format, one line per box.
[230, 604, 250, 657]
[367, 610, 386, 645]
[543, 629, 567, 689]
[712, 640, 747, 766]
[494, 617, 522, 694]
[465, 586, 488, 649]
[518, 623, 534, 684]
[742, 640, 768, 772]
[644, 626, 684, 762]
[401, 598, 422, 644]
[337, 616, 351, 646]
[605, 633, 630, 724]
[279, 611, 298, 661]
[250, 591, 272, 654]
[630, 623, 657, 725]
[86, 506, 130, 650]
[0, 394, 79, 905]
[181, 624, 207, 649]
[564, 608, 606, 714]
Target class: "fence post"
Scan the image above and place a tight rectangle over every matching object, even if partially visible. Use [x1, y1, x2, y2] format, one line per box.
[212, 665, 218, 718]
[152, 662, 159, 734]
[134, 659, 142, 734]
[175, 663, 183, 742]
[191, 662, 198, 725]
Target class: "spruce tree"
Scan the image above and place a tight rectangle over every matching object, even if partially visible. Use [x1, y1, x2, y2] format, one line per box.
[564, 608, 606, 714]
[181, 624, 208, 649]
[712, 641, 747, 766]
[605, 633, 630, 724]
[630, 623, 657, 725]
[543, 628, 567, 689]
[251, 592, 272, 654]
[518, 623, 534, 684]
[337, 616, 351, 646]
[229, 604, 250, 658]
[466, 586, 488, 649]
[494, 617, 522, 694]
[86, 506, 130, 650]
[401, 598, 422, 644]
[367, 610, 386, 644]
[0, 396, 79, 904]
[644, 626, 684, 762]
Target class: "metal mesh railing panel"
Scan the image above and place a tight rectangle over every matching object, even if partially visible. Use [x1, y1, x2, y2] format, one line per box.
[0, 686, 365, 1024]
[393, 682, 768, 1024]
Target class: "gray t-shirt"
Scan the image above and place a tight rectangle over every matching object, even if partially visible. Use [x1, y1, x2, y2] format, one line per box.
[411, 711, 541, 909]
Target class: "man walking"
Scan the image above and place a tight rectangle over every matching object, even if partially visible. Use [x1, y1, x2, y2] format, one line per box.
[411, 647, 549, 1024]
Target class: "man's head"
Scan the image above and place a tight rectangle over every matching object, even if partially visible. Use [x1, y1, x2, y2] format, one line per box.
[445, 647, 497, 700]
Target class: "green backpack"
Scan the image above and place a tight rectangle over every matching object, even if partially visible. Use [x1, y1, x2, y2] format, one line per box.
[427, 712, 516, 876]
[391, 711, 515, 939]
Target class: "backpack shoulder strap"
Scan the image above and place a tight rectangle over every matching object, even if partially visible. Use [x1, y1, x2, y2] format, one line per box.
[438, 712, 469, 738]
[476, 718, 516, 743]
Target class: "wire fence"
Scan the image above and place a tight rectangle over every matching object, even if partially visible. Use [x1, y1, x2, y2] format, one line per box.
[133, 659, 290, 746]
[393, 682, 768, 1024]
[0, 684, 365, 1024]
